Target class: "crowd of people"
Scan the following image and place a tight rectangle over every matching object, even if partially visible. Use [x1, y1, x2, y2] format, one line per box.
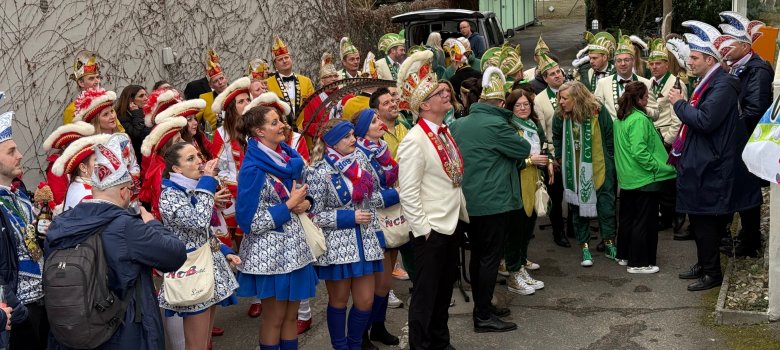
[0, 10, 771, 350]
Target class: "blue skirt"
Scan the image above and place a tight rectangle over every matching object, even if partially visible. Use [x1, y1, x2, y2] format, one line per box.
[236, 264, 318, 301]
[163, 294, 239, 318]
[316, 226, 384, 280]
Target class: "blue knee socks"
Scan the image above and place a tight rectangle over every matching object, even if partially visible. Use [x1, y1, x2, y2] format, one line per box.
[347, 306, 372, 350]
[370, 294, 389, 323]
[327, 305, 348, 350]
[279, 339, 298, 350]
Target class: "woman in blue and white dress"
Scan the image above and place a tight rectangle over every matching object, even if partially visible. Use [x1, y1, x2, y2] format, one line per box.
[158, 141, 240, 350]
[234, 104, 317, 350]
[350, 109, 401, 347]
[307, 119, 385, 350]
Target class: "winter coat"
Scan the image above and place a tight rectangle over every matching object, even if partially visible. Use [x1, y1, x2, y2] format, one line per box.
[118, 109, 152, 163]
[735, 54, 773, 133]
[672, 68, 762, 215]
[45, 201, 187, 350]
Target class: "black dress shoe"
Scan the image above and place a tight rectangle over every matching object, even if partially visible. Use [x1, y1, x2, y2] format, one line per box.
[369, 322, 399, 345]
[473, 315, 518, 333]
[721, 243, 759, 258]
[362, 331, 379, 350]
[658, 221, 672, 231]
[490, 305, 511, 318]
[553, 231, 571, 248]
[673, 215, 686, 233]
[687, 275, 723, 291]
[673, 230, 694, 241]
[596, 240, 606, 252]
[678, 264, 703, 280]
[445, 345, 457, 350]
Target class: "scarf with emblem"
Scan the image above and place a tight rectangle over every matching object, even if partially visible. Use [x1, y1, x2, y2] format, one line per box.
[562, 116, 597, 217]
[325, 146, 374, 204]
[356, 137, 398, 187]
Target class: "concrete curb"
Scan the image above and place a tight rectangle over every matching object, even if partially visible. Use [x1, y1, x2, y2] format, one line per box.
[715, 259, 769, 325]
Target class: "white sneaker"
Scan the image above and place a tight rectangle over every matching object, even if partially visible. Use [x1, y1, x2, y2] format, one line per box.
[387, 290, 403, 308]
[519, 267, 544, 290]
[617, 259, 628, 266]
[498, 259, 509, 277]
[627, 266, 660, 274]
[525, 260, 540, 270]
[507, 271, 535, 295]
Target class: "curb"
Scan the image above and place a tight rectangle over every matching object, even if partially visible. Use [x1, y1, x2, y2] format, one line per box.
[715, 258, 768, 325]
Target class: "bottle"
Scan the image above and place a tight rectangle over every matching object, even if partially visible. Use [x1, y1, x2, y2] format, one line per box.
[36, 204, 52, 239]
[673, 74, 682, 91]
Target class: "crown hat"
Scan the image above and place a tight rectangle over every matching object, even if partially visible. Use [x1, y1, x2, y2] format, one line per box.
[0, 112, 13, 144]
[614, 32, 635, 57]
[141, 116, 188, 157]
[319, 52, 339, 79]
[51, 134, 111, 176]
[682, 20, 725, 61]
[143, 88, 182, 128]
[272, 35, 290, 59]
[647, 38, 669, 62]
[43, 121, 96, 152]
[91, 133, 132, 190]
[73, 88, 117, 124]
[71, 50, 99, 81]
[205, 48, 223, 80]
[378, 32, 405, 54]
[499, 45, 523, 77]
[448, 40, 468, 64]
[585, 31, 617, 57]
[243, 91, 291, 117]
[340, 37, 359, 59]
[480, 46, 502, 71]
[480, 66, 506, 101]
[247, 58, 270, 81]
[212, 77, 251, 115]
[397, 50, 439, 114]
[535, 35, 551, 57]
[719, 11, 764, 44]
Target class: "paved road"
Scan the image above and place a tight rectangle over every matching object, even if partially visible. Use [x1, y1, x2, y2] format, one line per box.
[508, 18, 588, 71]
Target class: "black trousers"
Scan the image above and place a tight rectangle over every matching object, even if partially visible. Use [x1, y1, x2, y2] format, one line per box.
[689, 214, 731, 278]
[9, 299, 48, 350]
[738, 205, 762, 250]
[617, 189, 659, 267]
[408, 227, 460, 350]
[547, 167, 565, 234]
[658, 179, 677, 226]
[468, 211, 513, 320]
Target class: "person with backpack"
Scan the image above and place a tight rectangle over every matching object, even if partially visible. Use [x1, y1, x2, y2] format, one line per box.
[45, 134, 187, 350]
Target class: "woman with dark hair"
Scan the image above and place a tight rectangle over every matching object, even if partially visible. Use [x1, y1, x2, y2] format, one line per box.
[181, 114, 213, 162]
[499, 89, 551, 295]
[308, 119, 384, 350]
[233, 105, 316, 350]
[459, 77, 482, 113]
[158, 141, 240, 350]
[154, 80, 172, 90]
[614, 81, 675, 274]
[116, 85, 152, 162]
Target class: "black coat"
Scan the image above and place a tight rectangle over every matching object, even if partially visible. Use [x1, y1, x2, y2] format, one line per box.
[735, 54, 774, 134]
[183, 76, 210, 100]
[672, 68, 762, 215]
[449, 67, 482, 105]
[118, 109, 151, 162]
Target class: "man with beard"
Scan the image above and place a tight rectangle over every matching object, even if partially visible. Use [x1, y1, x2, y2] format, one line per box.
[376, 32, 406, 81]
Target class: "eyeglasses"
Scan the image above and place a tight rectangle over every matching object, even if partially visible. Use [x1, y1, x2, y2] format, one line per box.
[426, 88, 451, 101]
[514, 102, 531, 109]
[615, 58, 634, 64]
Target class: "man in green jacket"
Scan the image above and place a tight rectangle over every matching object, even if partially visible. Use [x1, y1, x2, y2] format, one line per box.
[450, 67, 530, 333]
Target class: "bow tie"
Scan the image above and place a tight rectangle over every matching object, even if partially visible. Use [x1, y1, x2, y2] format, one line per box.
[281, 75, 295, 82]
[652, 80, 661, 87]
[618, 78, 632, 85]
[438, 125, 449, 135]
[595, 71, 607, 77]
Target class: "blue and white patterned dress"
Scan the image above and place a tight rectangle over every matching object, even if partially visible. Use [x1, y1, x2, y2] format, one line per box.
[158, 177, 238, 316]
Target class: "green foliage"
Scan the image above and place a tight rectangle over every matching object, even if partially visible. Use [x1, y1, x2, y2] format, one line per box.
[671, 0, 731, 34]
[584, 0, 731, 37]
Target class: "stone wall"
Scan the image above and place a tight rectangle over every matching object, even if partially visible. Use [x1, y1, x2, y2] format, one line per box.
[0, 0, 345, 186]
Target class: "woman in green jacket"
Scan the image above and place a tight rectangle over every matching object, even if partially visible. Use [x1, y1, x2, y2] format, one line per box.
[614, 82, 676, 274]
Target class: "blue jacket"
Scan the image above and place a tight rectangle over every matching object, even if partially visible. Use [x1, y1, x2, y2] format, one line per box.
[468, 32, 487, 59]
[672, 68, 762, 215]
[735, 54, 773, 133]
[45, 201, 187, 350]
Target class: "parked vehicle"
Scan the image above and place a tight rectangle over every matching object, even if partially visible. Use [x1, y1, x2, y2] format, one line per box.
[392, 9, 515, 50]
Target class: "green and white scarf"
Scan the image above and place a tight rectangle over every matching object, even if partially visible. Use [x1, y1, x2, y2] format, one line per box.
[512, 117, 540, 154]
[562, 118, 597, 217]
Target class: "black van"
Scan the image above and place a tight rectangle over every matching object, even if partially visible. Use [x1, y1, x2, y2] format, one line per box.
[391, 9, 515, 51]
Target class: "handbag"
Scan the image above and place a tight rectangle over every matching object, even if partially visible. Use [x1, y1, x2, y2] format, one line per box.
[376, 203, 411, 248]
[162, 238, 215, 307]
[534, 179, 551, 217]
[298, 213, 326, 259]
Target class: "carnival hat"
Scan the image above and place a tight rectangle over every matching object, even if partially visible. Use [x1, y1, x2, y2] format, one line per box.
[397, 50, 438, 113]
[456, 37, 472, 53]
[52, 134, 111, 176]
[447, 39, 468, 64]
[535, 35, 551, 57]
[648, 38, 669, 62]
[340, 37, 359, 59]
[480, 46, 502, 71]
[0, 111, 13, 144]
[43, 121, 95, 152]
[92, 133, 132, 190]
[480, 66, 506, 101]
[719, 11, 764, 44]
[143, 88, 182, 127]
[406, 44, 428, 56]
[73, 88, 117, 124]
[665, 37, 690, 68]
[205, 48, 223, 81]
[536, 50, 559, 74]
[141, 116, 187, 157]
[360, 52, 378, 79]
[71, 50, 99, 81]
[682, 20, 727, 61]
[614, 33, 635, 57]
[154, 99, 206, 125]
[585, 31, 616, 57]
[499, 45, 523, 77]
[247, 58, 270, 81]
[378, 32, 405, 54]
[243, 91, 291, 117]
[272, 35, 290, 59]
[211, 77, 251, 115]
[319, 52, 339, 79]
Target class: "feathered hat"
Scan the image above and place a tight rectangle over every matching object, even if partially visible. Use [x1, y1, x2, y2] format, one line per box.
[719, 11, 764, 44]
[243, 91, 291, 117]
[480, 67, 506, 101]
[456, 37, 472, 53]
[480, 46, 502, 71]
[211, 77, 251, 115]
[0, 112, 13, 144]
[319, 52, 339, 79]
[141, 116, 188, 157]
[378, 32, 405, 54]
[205, 48, 223, 80]
[340, 37, 359, 59]
[73, 88, 117, 123]
[143, 88, 182, 127]
[499, 45, 523, 77]
[43, 121, 95, 152]
[154, 99, 206, 125]
[397, 50, 438, 113]
[629, 35, 648, 51]
[71, 50, 99, 81]
[682, 20, 727, 61]
[51, 134, 111, 176]
[665, 37, 690, 68]
[585, 31, 617, 57]
[360, 52, 378, 79]
[648, 38, 669, 62]
[614, 33, 635, 57]
[447, 40, 468, 64]
[272, 35, 290, 59]
[247, 58, 270, 81]
[91, 133, 132, 190]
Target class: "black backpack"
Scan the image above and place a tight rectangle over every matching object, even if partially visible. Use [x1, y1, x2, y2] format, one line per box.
[43, 226, 140, 348]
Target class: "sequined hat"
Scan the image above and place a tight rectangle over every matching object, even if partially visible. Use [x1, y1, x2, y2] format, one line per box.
[682, 20, 726, 61]
[585, 31, 616, 57]
[397, 50, 438, 114]
[499, 45, 524, 77]
[480, 46, 502, 71]
[647, 38, 669, 62]
[378, 32, 405, 54]
[71, 50, 99, 81]
[52, 134, 111, 176]
[0, 111, 13, 144]
[205, 48, 223, 80]
[614, 33, 635, 57]
[211, 77, 251, 115]
[535, 35, 551, 57]
[340, 37, 359, 59]
[319, 52, 339, 79]
[73, 88, 117, 124]
[272, 35, 290, 59]
[536, 50, 559, 74]
[247, 58, 270, 81]
[91, 133, 132, 190]
[480, 66, 506, 101]
[43, 121, 95, 152]
[719, 11, 764, 44]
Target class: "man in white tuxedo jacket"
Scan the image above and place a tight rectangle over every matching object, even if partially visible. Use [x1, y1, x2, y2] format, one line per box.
[397, 50, 468, 350]
[594, 35, 658, 121]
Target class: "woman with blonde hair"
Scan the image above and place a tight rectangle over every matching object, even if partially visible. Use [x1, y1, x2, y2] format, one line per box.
[552, 81, 617, 268]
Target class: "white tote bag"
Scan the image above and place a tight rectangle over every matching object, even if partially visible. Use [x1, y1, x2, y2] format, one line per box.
[534, 180, 551, 217]
[298, 213, 326, 259]
[376, 203, 411, 248]
[162, 241, 215, 307]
